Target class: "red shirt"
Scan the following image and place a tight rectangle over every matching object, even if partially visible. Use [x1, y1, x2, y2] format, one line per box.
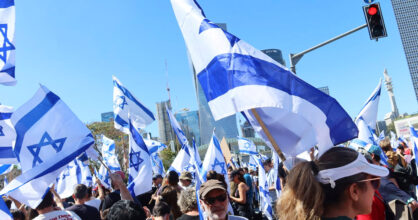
[356, 191, 385, 220]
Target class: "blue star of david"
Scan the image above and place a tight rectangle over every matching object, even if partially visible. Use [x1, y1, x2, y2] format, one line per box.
[115, 95, 128, 110]
[129, 149, 143, 172]
[211, 158, 226, 175]
[27, 132, 67, 168]
[0, 24, 15, 63]
[243, 142, 251, 149]
[184, 163, 195, 172]
[198, 19, 240, 47]
[0, 125, 4, 136]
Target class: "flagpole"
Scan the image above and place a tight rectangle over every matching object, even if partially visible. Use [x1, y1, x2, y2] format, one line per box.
[251, 108, 286, 162]
[97, 157, 112, 173]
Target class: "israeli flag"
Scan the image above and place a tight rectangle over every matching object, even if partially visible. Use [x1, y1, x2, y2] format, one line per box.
[238, 137, 257, 155]
[0, 105, 17, 164]
[97, 165, 111, 189]
[0, 198, 12, 220]
[200, 133, 229, 188]
[192, 138, 202, 169]
[1, 85, 94, 208]
[170, 0, 357, 157]
[168, 147, 191, 174]
[127, 121, 152, 197]
[113, 76, 155, 133]
[101, 135, 121, 172]
[254, 155, 274, 219]
[55, 160, 81, 198]
[247, 155, 258, 171]
[144, 138, 167, 155]
[150, 152, 165, 177]
[166, 107, 191, 150]
[0, 0, 16, 86]
[378, 130, 385, 143]
[390, 131, 397, 149]
[355, 80, 381, 144]
[272, 151, 281, 198]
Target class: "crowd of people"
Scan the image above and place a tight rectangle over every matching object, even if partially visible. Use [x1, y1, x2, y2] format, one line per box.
[2, 138, 418, 220]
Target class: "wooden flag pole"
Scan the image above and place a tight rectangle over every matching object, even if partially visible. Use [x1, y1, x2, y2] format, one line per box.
[97, 156, 112, 173]
[250, 108, 286, 162]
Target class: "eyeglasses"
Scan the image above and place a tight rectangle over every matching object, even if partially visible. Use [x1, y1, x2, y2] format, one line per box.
[357, 177, 381, 190]
[204, 194, 227, 205]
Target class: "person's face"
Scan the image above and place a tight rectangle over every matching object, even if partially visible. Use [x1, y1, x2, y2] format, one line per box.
[231, 175, 239, 184]
[180, 179, 191, 187]
[353, 175, 380, 215]
[156, 177, 163, 185]
[200, 189, 228, 220]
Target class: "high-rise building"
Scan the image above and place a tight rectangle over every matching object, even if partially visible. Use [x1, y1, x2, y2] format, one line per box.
[175, 110, 201, 146]
[261, 49, 286, 66]
[101, 112, 114, 122]
[156, 100, 174, 143]
[190, 23, 239, 146]
[317, 86, 330, 95]
[391, 0, 418, 102]
[241, 121, 255, 138]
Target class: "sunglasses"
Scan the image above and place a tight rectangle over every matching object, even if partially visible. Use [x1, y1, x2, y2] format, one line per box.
[357, 177, 381, 190]
[204, 194, 227, 205]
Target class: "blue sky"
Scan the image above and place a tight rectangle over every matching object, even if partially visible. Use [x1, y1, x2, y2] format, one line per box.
[0, 0, 416, 138]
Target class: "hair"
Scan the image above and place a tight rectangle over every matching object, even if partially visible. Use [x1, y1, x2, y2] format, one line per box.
[262, 158, 272, 167]
[379, 138, 392, 153]
[231, 169, 245, 183]
[87, 186, 93, 198]
[4, 199, 11, 209]
[277, 147, 368, 220]
[74, 184, 89, 200]
[152, 201, 171, 217]
[206, 170, 228, 189]
[178, 187, 198, 213]
[106, 200, 146, 220]
[159, 185, 182, 219]
[36, 191, 54, 210]
[243, 167, 249, 173]
[386, 151, 399, 168]
[11, 210, 25, 220]
[167, 170, 179, 186]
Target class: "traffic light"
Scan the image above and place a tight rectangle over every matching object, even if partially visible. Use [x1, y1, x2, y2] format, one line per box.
[363, 3, 387, 40]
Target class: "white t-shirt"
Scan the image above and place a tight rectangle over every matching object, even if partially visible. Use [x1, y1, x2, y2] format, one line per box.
[33, 210, 81, 220]
[84, 198, 101, 210]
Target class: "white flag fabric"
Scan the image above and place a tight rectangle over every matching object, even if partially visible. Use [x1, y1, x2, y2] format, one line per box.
[255, 156, 274, 219]
[201, 133, 229, 186]
[97, 165, 111, 189]
[127, 121, 152, 197]
[170, 0, 358, 157]
[144, 138, 167, 177]
[168, 147, 192, 174]
[0, 105, 17, 164]
[113, 76, 155, 133]
[101, 135, 121, 172]
[0, 0, 16, 86]
[144, 139, 167, 155]
[355, 80, 381, 144]
[0, 198, 12, 220]
[1, 85, 94, 208]
[238, 137, 257, 155]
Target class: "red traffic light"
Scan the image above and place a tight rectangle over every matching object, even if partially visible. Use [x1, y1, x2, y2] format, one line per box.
[368, 6, 378, 15]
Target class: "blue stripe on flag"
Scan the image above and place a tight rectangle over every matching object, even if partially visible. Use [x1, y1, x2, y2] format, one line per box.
[0, 147, 15, 158]
[0, 0, 13, 8]
[0, 164, 12, 174]
[113, 80, 155, 120]
[13, 92, 60, 159]
[198, 53, 356, 145]
[0, 113, 12, 120]
[239, 150, 258, 155]
[129, 122, 150, 154]
[114, 114, 128, 128]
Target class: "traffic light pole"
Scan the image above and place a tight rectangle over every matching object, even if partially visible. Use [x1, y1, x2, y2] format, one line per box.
[289, 23, 367, 74]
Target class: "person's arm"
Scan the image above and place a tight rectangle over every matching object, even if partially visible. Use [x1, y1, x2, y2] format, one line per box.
[50, 185, 64, 209]
[110, 173, 133, 201]
[96, 179, 105, 200]
[230, 183, 247, 204]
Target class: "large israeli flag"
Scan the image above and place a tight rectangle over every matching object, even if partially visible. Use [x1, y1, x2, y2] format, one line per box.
[238, 137, 257, 155]
[0, 85, 94, 207]
[255, 155, 274, 219]
[127, 121, 152, 197]
[0, 105, 17, 164]
[355, 80, 381, 144]
[101, 135, 121, 172]
[170, 0, 358, 157]
[0, 0, 16, 86]
[113, 76, 155, 133]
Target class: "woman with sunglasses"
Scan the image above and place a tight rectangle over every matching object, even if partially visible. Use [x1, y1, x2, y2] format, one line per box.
[277, 147, 389, 220]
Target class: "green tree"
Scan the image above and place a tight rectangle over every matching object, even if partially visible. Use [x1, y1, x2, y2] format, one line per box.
[86, 121, 128, 172]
